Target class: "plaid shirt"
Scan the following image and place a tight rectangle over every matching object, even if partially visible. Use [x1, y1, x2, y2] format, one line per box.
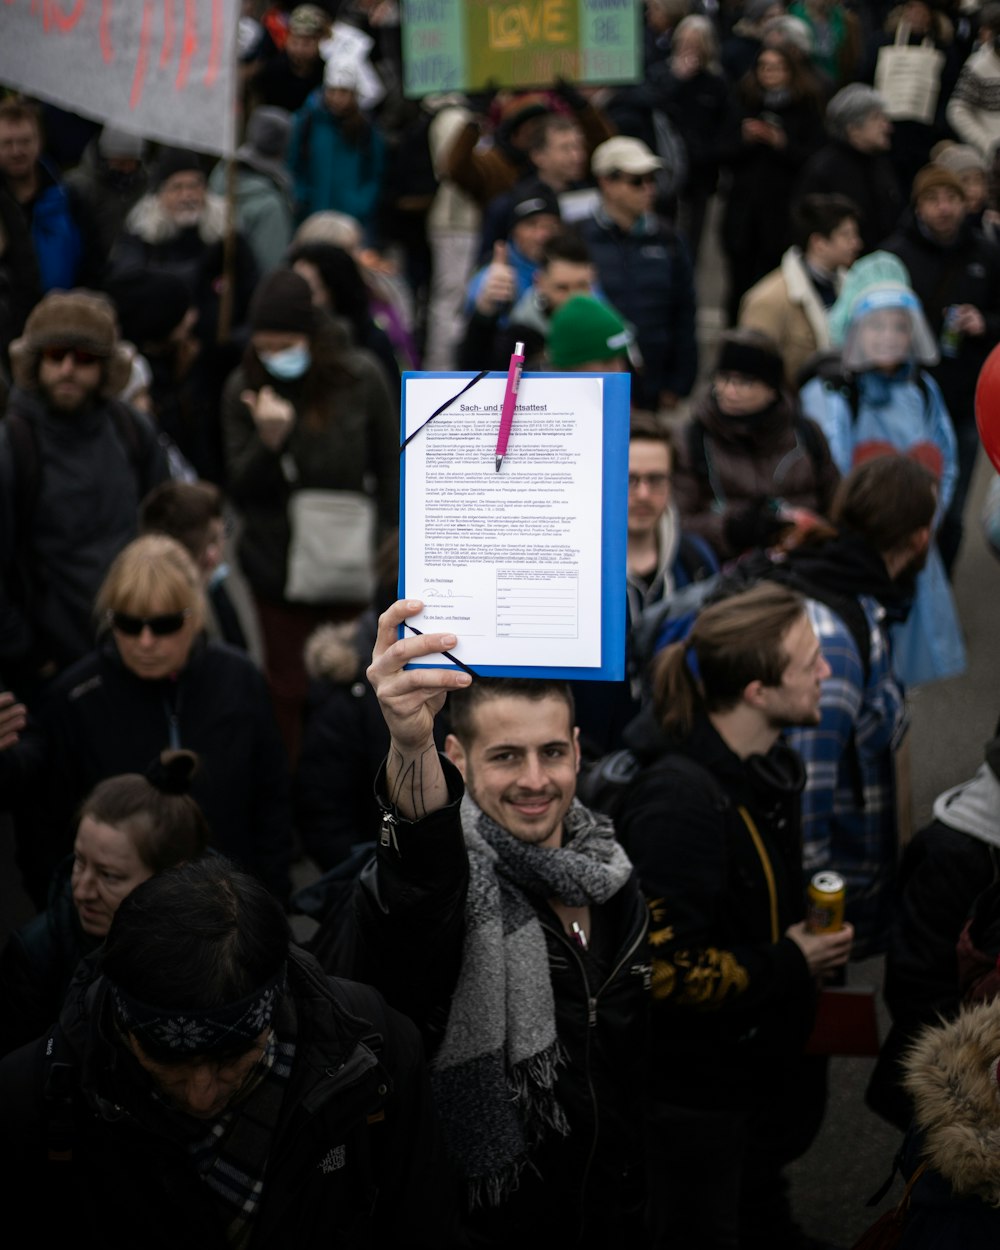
[785, 597, 907, 958]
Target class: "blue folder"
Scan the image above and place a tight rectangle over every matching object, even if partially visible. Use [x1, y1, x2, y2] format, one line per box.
[398, 370, 630, 682]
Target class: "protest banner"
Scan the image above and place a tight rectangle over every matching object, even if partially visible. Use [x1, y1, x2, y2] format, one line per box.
[0, 0, 238, 156]
[401, 0, 640, 96]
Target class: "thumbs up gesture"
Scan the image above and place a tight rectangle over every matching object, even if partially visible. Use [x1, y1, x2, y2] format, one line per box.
[475, 240, 517, 315]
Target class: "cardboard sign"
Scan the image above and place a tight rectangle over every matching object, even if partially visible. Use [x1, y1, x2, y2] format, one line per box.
[402, 0, 640, 96]
[0, 0, 239, 156]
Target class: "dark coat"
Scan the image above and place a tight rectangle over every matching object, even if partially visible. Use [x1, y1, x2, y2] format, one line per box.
[0, 859, 97, 1057]
[617, 711, 815, 1107]
[796, 140, 903, 254]
[719, 92, 826, 274]
[882, 212, 1000, 426]
[11, 635, 292, 899]
[0, 946, 451, 1248]
[579, 208, 698, 406]
[343, 757, 651, 1247]
[672, 390, 840, 559]
[0, 387, 168, 679]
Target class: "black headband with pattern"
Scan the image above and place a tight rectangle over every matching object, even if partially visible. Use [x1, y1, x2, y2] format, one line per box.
[110, 965, 286, 1056]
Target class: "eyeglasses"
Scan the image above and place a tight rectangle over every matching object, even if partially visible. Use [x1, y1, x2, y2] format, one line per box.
[110, 610, 190, 637]
[40, 345, 103, 366]
[628, 472, 671, 492]
[616, 172, 656, 188]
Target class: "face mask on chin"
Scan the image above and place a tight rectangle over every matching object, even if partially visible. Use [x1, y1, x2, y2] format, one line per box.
[259, 344, 311, 380]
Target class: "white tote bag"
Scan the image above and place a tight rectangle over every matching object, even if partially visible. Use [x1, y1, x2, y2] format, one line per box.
[875, 23, 944, 125]
[284, 489, 376, 604]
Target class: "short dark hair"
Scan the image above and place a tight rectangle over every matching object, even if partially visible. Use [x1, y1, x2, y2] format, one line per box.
[630, 412, 673, 453]
[529, 113, 579, 155]
[102, 857, 290, 1017]
[791, 193, 862, 251]
[0, 97, 42, 133]
[140, 480, 223, 561]
[447, 678, 576, 746]
[831, 454, 937, 553]
[539, 231, 591, 269]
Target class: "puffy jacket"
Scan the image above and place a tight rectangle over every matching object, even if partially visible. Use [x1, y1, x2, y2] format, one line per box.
[580, 207, 697, 408]
[0, 946, 451, 1248]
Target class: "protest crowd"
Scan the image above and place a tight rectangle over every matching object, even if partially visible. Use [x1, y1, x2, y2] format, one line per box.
[6, 0, 1000, 1246]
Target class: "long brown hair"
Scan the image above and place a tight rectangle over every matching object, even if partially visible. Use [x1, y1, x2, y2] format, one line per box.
[652, 583, 805, 741]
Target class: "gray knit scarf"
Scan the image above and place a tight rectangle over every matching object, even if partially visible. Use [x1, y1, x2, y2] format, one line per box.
[431, 792, 633, 1206]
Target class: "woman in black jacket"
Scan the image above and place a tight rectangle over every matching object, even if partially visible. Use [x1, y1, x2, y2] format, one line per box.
[7, 534, 292, 904]
[719, 45, 826, 322]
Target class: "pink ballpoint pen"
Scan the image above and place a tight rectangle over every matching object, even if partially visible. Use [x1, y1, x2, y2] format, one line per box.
[495, 340, 525, 472]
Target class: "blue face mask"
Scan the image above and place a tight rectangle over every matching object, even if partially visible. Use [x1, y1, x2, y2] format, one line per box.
[259, 344, 311, 380]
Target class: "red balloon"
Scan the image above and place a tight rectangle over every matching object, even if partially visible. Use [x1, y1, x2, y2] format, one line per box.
[975, 343, 1000, 474]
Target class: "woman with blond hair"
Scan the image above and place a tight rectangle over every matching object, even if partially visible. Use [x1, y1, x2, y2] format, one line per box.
[5, 534, 291, 905]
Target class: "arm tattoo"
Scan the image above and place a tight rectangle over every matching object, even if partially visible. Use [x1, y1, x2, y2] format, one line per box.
[387, 743, 439, 820]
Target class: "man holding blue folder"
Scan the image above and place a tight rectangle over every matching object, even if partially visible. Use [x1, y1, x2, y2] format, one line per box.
[354, 599, 650, 1250]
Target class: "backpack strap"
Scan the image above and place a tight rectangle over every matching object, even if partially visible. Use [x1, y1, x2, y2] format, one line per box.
[41, 1025, 78, 1164]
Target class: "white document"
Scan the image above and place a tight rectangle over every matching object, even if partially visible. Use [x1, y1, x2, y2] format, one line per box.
[402, 374, 605, 671]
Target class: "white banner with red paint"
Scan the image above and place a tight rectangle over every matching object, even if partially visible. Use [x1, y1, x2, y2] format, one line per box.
[0, 0, 238, 156]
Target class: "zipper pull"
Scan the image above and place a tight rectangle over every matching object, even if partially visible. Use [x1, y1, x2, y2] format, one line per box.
[379, 811, 398, 851]
[588, 996, 597, 1028]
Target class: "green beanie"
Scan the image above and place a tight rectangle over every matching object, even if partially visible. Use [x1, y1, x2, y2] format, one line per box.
[548, 295, 632, 369]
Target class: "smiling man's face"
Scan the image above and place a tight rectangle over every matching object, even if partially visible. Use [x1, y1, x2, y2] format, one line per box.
[445, 695, 580, 849]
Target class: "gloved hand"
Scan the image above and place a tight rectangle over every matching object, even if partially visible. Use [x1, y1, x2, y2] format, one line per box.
[723, 496, 789, 554]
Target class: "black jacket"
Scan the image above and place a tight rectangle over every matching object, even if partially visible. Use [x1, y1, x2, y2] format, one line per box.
[0, 387, 168, 680]
[344, 756, 651, 1246]
[579, 207, 697, 407]
[0, 946, 450, 1248]
[617, 712, 815, 1108]
[796, 140, 903, 254]
[8, 635, 292, 899]
[882, 213, 1000, 423]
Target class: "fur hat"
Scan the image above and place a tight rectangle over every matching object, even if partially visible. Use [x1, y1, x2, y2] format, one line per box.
[548, 296, 632, 369]
[249, 269, 316, 335]
[912, 163, 967, 203]
[9, 289, 132, 395]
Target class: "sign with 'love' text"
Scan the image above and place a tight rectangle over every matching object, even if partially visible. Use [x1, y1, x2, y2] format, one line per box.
[401, 0, 640, 96]
[0, 0, 238, 156]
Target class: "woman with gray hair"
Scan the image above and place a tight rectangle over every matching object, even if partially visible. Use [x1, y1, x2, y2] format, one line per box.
[796, 84, 903, 251]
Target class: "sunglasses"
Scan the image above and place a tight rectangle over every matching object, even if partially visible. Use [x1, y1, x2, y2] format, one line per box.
[110, 610, 190, 637]
[616, 172, 656, 188]
[41, 345, 103, 366]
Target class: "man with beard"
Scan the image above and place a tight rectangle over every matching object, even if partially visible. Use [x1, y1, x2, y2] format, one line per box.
[615, 581, 852, 1250]
[779, 455, 937, 959]
[0, 289, 168, 693]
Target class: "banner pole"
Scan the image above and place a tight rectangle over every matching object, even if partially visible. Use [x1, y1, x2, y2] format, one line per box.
[217, 14, 241, 345]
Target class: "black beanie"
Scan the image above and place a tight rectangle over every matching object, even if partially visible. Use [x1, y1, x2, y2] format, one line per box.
[153, 147, 205, 189]
[249, 269, 316, 335]
[715, 333, 784, 391]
